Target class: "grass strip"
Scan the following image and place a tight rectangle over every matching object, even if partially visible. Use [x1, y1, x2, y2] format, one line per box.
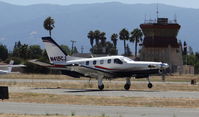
[5, 92, 199, 108]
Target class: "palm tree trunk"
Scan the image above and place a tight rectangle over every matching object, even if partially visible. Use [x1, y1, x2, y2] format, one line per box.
[49, 30, 52, 37]
[135, 39, 138, 57]
[124, 40, 126, 55]
[91, 45, 94, 54]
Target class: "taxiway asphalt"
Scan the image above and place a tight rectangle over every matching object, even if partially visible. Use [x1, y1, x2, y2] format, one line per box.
[1, 78, 199, 117]
[9, 87, 199, 99]
[0, 102, 199, 117]
[0, 78, 191, 84]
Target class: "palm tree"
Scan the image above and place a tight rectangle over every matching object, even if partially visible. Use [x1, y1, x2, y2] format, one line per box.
[87, 31, 95, 53]
[94, 30, 101, 46]
[130, 28, 143, 57]
[111, 33, 118, 48]
[99, 32, 106, 54]
[43, 16, 55, 37]
[119, 28, 129, 55]
[99, 32, 106, 46]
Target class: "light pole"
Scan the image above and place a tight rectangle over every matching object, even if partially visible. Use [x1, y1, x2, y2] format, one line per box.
[71, 40, 76, 55]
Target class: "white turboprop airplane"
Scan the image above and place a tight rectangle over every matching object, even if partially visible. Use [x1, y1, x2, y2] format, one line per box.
[0, 60, 25, 74]
[40, 37, 169, 90]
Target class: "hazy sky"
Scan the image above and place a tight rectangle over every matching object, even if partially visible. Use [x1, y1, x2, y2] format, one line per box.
[0, 0, 199, 9]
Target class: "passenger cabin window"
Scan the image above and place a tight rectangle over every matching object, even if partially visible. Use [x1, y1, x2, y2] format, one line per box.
[100, 60, 104, 64]
[93, 60, 97, 65]
[114, 59, 123, 64]
[107, 59, 111, 64]
[86, 61, 89, 65]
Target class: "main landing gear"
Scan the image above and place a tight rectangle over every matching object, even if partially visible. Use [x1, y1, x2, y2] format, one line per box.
[124, 77, 131, 90]
[97, 76, 153, 90]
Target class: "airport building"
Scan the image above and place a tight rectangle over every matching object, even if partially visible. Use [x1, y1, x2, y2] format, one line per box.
[139, 18, 183, 73]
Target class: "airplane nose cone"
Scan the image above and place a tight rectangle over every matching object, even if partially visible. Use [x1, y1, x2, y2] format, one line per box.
[161, 63, 169, 69]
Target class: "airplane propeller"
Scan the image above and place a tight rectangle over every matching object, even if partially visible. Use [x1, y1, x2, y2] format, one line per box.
[160, 63, 169, 82]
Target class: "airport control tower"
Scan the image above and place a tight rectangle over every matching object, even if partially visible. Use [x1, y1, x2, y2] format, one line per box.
[139, 18, 183, 72]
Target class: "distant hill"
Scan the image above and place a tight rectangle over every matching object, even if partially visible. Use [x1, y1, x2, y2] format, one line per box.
[0, 2, 199, 53]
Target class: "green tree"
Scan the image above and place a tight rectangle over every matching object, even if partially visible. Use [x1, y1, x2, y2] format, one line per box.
[126, 44, 132, 56]
[111, 33, 118, 48]
[130, 28, 143, 57]
[60, 45, 71, 54]
[0, 44, 8, 61]
[105, 41, 117, 55]
[38, 50, 49, 63]
[119, 28, 129, 55]
[91, 41, 116, 55]
[12, 41, 29, 59]
[73, 46, 79, 54]
[87, 31, 95, 53]
[13, 41, 22, 57]
[19, 44, 29, 59]
[43, 16, 55, 37]
[94, 30, 101, 46]
[28, 45, 43, 59]
[99, 32, 106, 46]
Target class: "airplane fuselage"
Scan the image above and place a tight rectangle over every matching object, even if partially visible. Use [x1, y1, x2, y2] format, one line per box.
[50, 55, 168, 78]
[41, 36, 169, 90]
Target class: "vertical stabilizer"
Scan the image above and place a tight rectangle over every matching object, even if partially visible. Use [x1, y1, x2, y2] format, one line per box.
[42, 37, 80, 65]
[8, 60, 14, 73]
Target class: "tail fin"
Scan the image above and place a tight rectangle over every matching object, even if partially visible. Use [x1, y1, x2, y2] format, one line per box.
[42, 37, 77, 65]
[8, 60, 14, 73]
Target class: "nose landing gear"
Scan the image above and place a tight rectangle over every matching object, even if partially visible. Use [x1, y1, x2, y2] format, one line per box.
[147, 77, 153, 88]
[98, 76, 104, 91]
[124, 77, 131, 90]
[98, 84, 104, 91]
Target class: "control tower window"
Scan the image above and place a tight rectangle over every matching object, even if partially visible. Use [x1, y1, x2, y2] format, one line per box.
[114, 59, 123, 64]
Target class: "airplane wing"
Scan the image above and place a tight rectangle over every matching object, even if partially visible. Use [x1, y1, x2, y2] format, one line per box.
[64, 64, 114, 78]
[28, 59, 53, 67]
[0, 65, 25, 68]
[0, 70, 8, 74]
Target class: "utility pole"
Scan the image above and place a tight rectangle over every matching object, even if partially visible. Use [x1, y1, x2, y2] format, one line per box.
[81, 46, 84, 53]
[71, 40, 76, 55]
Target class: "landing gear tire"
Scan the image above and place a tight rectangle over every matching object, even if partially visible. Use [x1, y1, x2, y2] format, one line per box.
[148, 83, 153, 88]
[124, 84, 131, 90]
[98, 84, 104, 91]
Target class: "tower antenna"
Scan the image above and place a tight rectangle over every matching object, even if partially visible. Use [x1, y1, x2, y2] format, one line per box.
[156, 0, 159, 19]
[174, 14, 177, 23]
[144, 14, 147, 23]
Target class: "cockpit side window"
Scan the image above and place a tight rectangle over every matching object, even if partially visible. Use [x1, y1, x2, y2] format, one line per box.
[114, 59, 123, 64]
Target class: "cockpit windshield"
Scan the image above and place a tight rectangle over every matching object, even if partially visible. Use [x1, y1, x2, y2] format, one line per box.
[122, 57, 134, 62]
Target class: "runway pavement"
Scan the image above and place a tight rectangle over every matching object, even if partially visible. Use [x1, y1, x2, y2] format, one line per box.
[0, 102, 199, 117]
[2, 78, 199, 117]
[9, 87, 199, 99]
[0, 78, 191, 84]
